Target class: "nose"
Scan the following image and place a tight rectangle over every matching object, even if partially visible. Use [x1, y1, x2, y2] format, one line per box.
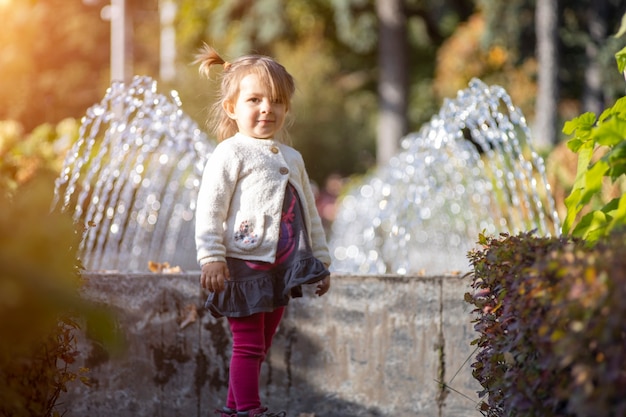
[260, 98, 272, 113]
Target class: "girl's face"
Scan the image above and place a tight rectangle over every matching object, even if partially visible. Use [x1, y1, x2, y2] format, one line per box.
[224, 73, 287, 139]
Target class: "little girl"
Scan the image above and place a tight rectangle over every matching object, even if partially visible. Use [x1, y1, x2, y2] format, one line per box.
[194, 44, 332, 417]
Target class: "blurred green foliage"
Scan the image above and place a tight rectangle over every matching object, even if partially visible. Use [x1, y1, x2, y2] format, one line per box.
[0, 171, 85, 416]
[561, 97, 626, 242]
[561, 45, 626, 243]
[173, 0, 473, 183]
[0, 122, 121, 416]
[0, 118, 78, 195]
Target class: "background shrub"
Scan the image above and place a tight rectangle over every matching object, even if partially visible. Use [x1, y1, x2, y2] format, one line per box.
[466, 230, 626, 417]
[0, 166, 119, 415]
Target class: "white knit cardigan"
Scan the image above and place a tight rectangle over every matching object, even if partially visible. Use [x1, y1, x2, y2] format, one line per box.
[195, 133, 331, 267]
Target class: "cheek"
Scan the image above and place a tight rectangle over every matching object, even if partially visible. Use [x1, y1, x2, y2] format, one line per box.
[275, 106, 287, 117]
[275, 112, 287, 124]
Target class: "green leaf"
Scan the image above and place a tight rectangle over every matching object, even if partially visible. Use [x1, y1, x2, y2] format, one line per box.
[566, 138, 585, 153]
[582, 223, 609, 243]
[607, 194, 626, 231]
[598, 97, 626, 122]
[617, 46, 626, 74]
[609, 96, 626, 117]
[600, 197, 621, 214]
[594, 118, 626, 146]
[606, 142, 626, 179]
[563, 157, 610, 237]
[571, 141, 595, 185]
[579, 160, 610, 206]
[477, 231, 488, 245]
[562, 113, 596, 136]
[609, 164, 626, 179]
[572, 210, 608, 241]
[562, 188, 583, 235]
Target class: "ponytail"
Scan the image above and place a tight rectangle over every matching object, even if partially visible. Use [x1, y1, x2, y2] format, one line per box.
[194, 43, 231, 79]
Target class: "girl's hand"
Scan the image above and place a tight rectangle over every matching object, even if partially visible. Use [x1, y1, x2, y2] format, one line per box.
[201, 261, 230, 293]
[315, 274, 331, 296]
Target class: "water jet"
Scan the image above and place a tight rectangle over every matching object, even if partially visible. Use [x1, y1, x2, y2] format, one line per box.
[54, 77, 559, 276]
[329, 78, 560, 275]
[53, 75, 213, 271]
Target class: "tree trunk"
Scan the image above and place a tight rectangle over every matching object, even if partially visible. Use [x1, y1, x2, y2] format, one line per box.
[376, 0, 408, 166]
[110, 0, 132, 84]
[534, 0, 559, 148]
[583, 0, 608, 114]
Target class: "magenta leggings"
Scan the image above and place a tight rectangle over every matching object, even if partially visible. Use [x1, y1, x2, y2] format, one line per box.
[226, 307, 285, 411]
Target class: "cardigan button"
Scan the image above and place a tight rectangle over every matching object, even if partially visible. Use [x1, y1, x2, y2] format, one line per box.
[270, 146, 279, 154]
[279, 167, 289, 175]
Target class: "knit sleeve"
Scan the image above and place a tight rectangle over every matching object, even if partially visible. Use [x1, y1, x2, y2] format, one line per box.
[297, 154, 332, 267]
[195, 143, 239, 265]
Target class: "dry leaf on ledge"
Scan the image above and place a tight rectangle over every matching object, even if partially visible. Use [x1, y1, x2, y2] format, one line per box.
[148, 260, 182, 274]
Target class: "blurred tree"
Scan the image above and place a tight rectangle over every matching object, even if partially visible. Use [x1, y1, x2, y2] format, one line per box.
[376, 0, 408, 165]
[535, 0, 559, 149]
[128, 0, 161, 77]
[0, 0, 475, 181]
[433, 10, 539, 118]
[0, 0, 162, 132]
[473, 0, 625, 144]
[174, 0, 474, 179]
[174, 0, 381, 183]
[2, 0, 624, 183]
[0, 0, 109, 132]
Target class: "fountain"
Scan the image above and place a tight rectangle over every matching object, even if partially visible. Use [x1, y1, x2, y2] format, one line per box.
[52, 76, 554, 416]
[329, 78, 560, 275]
[53, 75, 214, 272]
[54, 76, 558, 275]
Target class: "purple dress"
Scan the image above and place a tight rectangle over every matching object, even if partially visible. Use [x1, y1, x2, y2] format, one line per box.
[205, 184, 329, 318]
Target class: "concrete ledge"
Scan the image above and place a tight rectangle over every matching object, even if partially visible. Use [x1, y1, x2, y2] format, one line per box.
[61, 273, 482, 417]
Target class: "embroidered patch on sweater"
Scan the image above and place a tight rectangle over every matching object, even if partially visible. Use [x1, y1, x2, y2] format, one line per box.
[234, 220, 258, 246]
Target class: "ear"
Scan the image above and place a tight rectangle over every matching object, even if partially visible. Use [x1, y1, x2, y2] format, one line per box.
[223, 101, 236, 119]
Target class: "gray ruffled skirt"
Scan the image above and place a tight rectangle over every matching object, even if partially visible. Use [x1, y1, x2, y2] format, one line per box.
[204, 184, 329, 318]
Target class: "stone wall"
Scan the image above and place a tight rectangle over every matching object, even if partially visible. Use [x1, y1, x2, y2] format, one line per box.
[61, 273, 483, 417]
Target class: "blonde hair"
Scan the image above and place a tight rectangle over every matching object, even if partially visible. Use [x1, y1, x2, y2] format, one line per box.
[195, 44, 296, 143]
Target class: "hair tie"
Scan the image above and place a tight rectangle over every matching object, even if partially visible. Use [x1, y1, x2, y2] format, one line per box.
[223, 61, 232, 71]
